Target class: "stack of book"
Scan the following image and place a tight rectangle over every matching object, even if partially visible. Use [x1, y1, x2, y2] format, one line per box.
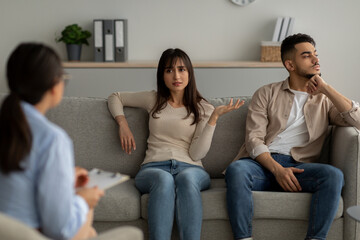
[272, 16, 295, 42]
[93, 19, 128, 62]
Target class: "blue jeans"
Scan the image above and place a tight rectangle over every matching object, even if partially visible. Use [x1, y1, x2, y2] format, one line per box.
[135, 160, 210, 240]
[225, 154, 344, 240]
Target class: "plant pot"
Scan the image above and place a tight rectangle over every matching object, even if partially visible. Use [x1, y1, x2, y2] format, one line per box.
[66, 44, 82, 61]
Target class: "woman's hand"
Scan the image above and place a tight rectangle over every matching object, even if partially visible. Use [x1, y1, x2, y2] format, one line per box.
[74, 167, 89, 188]
[208, 98, 245, 126]
[115, 115, 136, 154]
[77, 187, 105, 209]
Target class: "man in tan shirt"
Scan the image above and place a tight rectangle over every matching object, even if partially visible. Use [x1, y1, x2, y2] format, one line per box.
[225, 33, 360, 240]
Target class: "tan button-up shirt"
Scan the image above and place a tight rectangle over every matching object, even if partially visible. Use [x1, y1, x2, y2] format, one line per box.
[234, 79, 360, 163]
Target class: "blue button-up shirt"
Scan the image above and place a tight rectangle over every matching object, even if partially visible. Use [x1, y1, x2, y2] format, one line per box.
[0, 102, 88, 240]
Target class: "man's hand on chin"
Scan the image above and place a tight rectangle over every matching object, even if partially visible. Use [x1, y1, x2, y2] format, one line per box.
[306, 74, 328, 95]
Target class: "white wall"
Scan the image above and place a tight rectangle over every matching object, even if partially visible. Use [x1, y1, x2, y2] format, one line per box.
[0, 0, 359, 100]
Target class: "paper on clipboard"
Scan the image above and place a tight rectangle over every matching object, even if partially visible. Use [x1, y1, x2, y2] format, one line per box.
[86, 168, 129, 190]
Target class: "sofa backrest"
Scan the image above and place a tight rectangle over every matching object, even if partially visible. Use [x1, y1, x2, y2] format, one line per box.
[46, 96, 149, 177]
[44, 96, 251, 178]
[205, 97, 250, 177]
[0, 94, 331, 178]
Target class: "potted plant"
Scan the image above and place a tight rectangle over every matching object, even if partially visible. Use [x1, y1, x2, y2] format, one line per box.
[56, 24, 91, 61]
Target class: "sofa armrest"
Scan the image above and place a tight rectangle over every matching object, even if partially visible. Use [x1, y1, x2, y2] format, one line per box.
[329, 126, 360, 240]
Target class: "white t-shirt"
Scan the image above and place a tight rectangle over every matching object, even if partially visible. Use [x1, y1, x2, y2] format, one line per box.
[268, 89, 309, 155]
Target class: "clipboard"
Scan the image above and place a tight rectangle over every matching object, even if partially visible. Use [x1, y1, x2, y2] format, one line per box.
[86, 168, 129, 190]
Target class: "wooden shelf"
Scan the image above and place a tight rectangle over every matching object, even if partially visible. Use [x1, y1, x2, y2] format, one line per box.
[63, 61, 283, 69]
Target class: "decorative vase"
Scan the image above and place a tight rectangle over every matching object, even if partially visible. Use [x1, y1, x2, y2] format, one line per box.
[66, 44, 82, 61]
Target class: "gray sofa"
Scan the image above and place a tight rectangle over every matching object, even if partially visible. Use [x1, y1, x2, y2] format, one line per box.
[43, 95, 360, 240]
[3, 94, 359, 240]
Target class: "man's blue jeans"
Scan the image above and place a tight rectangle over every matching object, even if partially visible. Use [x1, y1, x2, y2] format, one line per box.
[135, 160, 210, 240]
[225, 154, 344, 240]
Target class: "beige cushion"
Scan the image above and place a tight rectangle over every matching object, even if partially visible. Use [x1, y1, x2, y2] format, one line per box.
[0, 212, 49, 240]
[0, 211, 143, 240]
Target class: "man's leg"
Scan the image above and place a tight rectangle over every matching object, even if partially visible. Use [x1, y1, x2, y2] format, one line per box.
[296, 163, 344, 240]
[135, 166, 175, 240]
[225, 159, 274, 240]
[174, 166, 210, 240]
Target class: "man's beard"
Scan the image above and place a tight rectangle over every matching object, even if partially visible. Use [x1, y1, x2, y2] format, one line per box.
[296, 65, 321, 79]
[305, 72, 322, 79]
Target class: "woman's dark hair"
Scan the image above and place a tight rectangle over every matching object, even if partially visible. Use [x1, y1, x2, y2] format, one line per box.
[281, 33, 316, 66]
[0, 43, 63, 174]
[152, 48, 205, 125]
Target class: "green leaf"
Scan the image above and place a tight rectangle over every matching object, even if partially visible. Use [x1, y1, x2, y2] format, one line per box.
[56, 23, 92, 45]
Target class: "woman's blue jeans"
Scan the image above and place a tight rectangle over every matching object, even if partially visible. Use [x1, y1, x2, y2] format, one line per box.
[225, 154, 344, 240]
[135, 160, 210, 240]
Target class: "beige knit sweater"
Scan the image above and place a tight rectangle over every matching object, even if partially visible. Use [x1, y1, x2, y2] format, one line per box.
[108, 91, 216, 167]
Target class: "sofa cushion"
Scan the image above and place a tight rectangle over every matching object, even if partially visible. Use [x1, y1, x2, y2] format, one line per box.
[140, 179, 343, 221]
[94, 179, 141, 221]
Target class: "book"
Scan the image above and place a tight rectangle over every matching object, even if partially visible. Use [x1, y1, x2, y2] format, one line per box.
[86, 168, 129, 190]
[286, 17, 295, 38]
[272, 17, 284, 42]
[278, 16, 290, 42]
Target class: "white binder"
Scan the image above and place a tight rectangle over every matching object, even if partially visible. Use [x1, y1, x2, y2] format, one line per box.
[93, 20, 104, 62]
[103, 20, 115, 62]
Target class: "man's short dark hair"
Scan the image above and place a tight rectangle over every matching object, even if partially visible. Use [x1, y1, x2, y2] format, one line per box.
[281, 33, 316, 65]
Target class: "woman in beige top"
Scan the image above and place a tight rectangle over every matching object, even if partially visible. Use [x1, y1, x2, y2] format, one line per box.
[108, 48, 243, 240]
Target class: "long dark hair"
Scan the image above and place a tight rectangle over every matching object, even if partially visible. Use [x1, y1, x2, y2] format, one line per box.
[152, 48, 205, 125]
[0, 43, 63, 174]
